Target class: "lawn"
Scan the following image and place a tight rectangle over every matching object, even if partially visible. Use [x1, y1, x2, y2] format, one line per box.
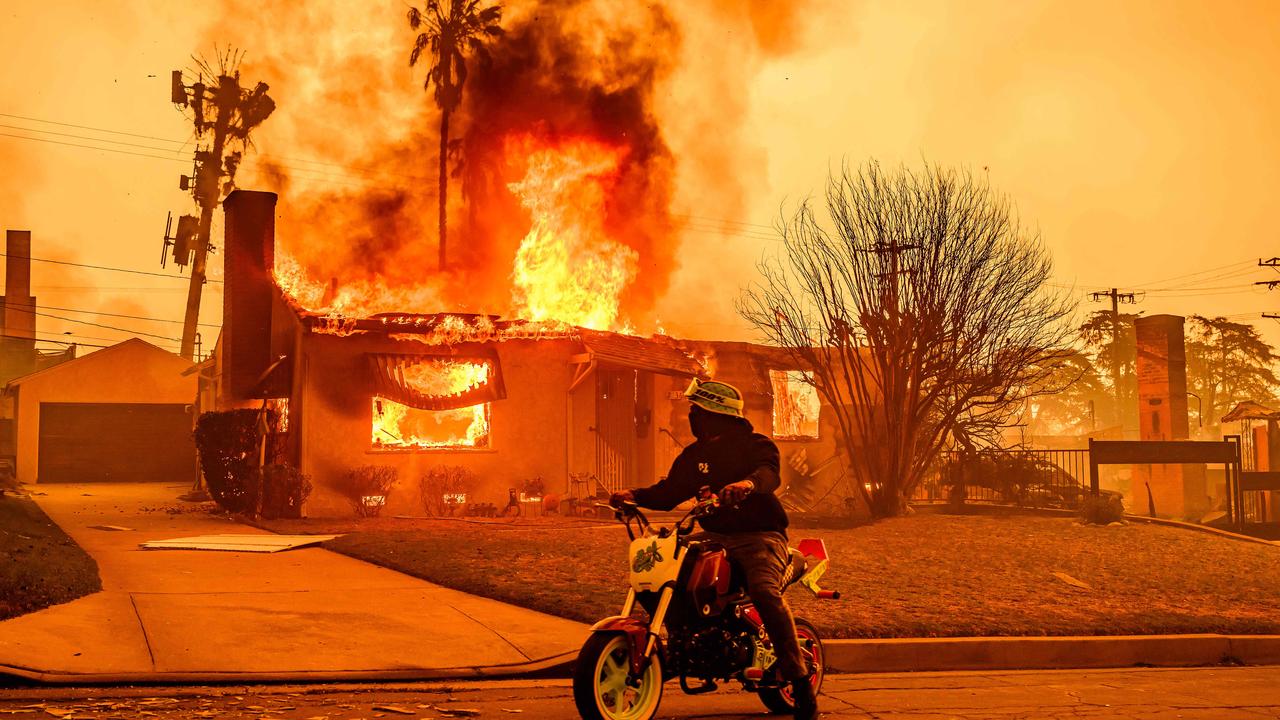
[263, 511, 1280, 638]
[0, 495, 101, 620]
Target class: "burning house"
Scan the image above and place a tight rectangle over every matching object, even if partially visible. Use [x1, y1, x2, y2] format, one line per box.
[211, 191, 843, 517]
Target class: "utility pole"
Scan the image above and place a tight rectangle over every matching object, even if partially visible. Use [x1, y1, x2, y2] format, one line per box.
[1257, 258, 1280, 320]
[167, 54, 274, 360]
[1090, 288, 1140, 428]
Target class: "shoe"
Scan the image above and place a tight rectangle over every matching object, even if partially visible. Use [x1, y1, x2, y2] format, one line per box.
[791, 679, 818, 720]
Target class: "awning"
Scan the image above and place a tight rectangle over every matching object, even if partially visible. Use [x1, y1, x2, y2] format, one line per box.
[368, 351, 506, 411]
[1221, 401, 1280, 423]
[578, 329, 705, 377]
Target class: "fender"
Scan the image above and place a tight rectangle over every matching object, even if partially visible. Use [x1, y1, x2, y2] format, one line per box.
[588, 615, 661, 676]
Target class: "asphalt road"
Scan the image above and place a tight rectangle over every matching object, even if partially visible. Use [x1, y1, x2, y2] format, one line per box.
[2, 666, 1279, 719]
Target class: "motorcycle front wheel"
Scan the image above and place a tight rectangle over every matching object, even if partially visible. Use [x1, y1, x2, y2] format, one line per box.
[758, 617, 825, 715]
[573, 633, 663, 720]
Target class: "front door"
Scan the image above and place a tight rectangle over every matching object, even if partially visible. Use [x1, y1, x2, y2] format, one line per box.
[595, 368, 637, 492]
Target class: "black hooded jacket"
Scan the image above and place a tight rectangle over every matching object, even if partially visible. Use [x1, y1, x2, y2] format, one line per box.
[632, 417, 789, 536]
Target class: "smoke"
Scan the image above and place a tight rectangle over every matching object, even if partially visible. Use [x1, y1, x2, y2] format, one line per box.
[203, 0, 825, 330]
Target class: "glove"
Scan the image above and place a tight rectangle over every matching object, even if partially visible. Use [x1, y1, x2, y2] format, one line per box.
[609, 489, 636, 508]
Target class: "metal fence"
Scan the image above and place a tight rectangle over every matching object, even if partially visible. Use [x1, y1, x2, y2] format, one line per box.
[913, 448, 1092, 509]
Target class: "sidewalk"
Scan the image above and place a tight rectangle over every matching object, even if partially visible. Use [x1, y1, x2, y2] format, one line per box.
[0, 483, 590, 683]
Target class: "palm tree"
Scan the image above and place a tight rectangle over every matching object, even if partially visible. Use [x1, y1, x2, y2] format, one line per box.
[408, 0, 503, 270]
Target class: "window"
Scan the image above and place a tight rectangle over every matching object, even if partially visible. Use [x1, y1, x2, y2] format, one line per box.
[770, 370, 820, 440]
[371, 359, 493, 449]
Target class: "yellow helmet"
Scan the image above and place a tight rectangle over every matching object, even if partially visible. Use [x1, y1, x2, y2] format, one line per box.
[685, 378, 745, 418]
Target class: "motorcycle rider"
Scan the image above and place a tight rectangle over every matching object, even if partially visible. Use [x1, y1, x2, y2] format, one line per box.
[610, 377, 819, 720]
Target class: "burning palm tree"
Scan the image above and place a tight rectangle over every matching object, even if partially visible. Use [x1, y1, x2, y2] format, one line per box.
[407, 0, 504, 270]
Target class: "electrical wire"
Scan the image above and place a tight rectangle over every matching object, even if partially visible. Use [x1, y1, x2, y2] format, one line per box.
[0, 304, 182, 342]
[0, 251, 217, 282]
[0, 301, 218, 328]
[1133, 259, 1257, 289]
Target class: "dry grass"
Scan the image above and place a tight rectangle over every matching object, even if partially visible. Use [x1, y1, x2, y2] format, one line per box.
[0, 495, 101, 620]
[263, 512, 1280, 638]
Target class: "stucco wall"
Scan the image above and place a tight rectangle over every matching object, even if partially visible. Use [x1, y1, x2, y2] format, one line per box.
[297, 333, 581, 516]
[10, 340, 197, 484]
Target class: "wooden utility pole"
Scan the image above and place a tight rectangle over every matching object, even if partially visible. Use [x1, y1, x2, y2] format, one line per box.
[1090, 288, 1139, 427]
[179, 82, 233, 360]
[168, 59, 273, 360]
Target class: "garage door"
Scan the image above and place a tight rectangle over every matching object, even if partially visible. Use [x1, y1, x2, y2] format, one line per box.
[38, 403, 196, 483]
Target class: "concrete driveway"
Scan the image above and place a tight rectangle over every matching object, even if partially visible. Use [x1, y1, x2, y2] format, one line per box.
[0, 482, 589, 683]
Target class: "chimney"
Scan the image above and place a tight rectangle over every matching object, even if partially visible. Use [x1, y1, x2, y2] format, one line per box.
[0, 230, 36, 383]
[222, 191, 277, 401]
[3, 230, 35, 343]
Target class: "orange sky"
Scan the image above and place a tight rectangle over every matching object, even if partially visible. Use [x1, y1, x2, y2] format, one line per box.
[2, 0, 1279, 355]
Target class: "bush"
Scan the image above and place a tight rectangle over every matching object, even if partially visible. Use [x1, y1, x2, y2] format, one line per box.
[259, 463, 313, 520]
[418, 465, 476, 516]
[1080, 491, 1125, 525]
[194, 410, 263, 515]
[337, 465, 398, 517]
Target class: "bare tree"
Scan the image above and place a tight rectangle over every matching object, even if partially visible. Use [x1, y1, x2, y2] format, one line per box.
[739, 162, 1077, 518]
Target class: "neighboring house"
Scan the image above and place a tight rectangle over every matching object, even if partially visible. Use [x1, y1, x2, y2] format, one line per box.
[214, 190, 845, 516]
[4, 338, 198, 484]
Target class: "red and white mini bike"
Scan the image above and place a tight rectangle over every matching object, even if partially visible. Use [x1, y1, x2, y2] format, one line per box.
[573, 491, 840, 720]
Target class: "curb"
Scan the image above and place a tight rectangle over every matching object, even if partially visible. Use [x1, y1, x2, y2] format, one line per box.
[822, 634, 1280, 674]
[0, 651, 577, 686]
[8, 635, 1280, 685]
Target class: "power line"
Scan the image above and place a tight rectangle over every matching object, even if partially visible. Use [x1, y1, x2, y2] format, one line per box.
[0, 111, 191, 145]
[1133, 259, 1255, 289]
[0, 304, 182, 342]
[0, 301, 219, 328]
[0, 251, 219, 282]
[0, 131, 196, 164]
[0, 123, 190, 155]
[0, 111, 430, 181]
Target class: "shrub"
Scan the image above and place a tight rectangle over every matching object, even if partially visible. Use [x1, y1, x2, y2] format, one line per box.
[1080, 491, 1125, 525]
[418, 465, 476, 516]
[259, 463, 313, 520]
[338, 465, 398, 517]
[194, 410, 263, 515]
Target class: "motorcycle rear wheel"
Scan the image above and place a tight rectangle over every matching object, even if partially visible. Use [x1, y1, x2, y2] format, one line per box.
[757, 617, 825, 715]
[573, 633, 663, 720]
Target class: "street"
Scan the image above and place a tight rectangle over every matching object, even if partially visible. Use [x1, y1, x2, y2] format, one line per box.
[2, 666, 1279, 719]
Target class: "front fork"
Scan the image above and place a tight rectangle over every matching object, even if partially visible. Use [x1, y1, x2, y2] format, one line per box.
[613, 585, 672, 678]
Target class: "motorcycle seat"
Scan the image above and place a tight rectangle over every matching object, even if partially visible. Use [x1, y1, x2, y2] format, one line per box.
[782, 548, 808, 588]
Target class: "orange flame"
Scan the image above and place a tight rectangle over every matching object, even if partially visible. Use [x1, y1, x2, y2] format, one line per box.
[507, 134, 637, 331]
[371, 360, 492, 449]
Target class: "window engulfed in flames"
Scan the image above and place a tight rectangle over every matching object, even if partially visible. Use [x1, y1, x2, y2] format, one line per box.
[770, 370, 820, 440]
[372, 360, 492, 450]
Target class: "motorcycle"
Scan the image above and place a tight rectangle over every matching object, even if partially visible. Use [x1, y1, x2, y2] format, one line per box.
[573, 489, 841, 720]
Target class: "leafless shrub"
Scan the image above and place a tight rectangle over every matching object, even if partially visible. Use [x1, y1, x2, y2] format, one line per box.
[739, 161, 1077, 518]
[337, 465, 399, 518]
[418, 465, 477, 516]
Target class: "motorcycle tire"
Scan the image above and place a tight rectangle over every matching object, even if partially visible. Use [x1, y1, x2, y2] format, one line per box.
[573, 632, 663, 720]
[757, 617, 825, 715]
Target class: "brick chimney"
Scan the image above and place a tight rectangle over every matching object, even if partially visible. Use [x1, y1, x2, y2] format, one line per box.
[222, 191, 277, 401]
[1, 230, 36, 382]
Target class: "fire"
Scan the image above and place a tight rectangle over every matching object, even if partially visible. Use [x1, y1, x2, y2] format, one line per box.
[274, 252, 447, 319]
[507, 134, 638, 331]
[371, 359, 492, 449]
[273, 134, 644, 334]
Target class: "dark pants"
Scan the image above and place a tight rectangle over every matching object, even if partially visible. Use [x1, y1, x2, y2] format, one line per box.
[695, 530, 808, 681]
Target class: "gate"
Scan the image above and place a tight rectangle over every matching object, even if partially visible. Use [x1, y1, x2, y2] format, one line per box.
[595, 368, 637, 492]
